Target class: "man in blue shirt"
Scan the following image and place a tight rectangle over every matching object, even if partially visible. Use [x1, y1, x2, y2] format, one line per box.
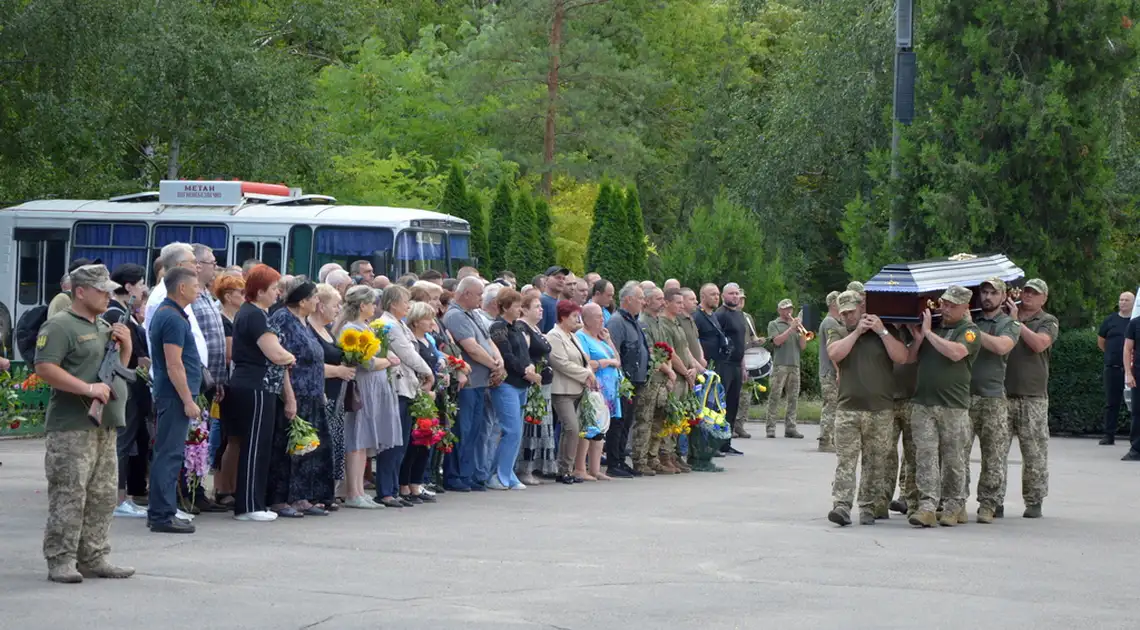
[540, 265, 569, 333]
[147, 267, 203, 534]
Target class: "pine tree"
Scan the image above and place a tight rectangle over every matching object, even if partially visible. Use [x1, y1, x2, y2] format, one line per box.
[441, 162, 488, 274]
[464, 191, 489, 276]
[506, 191, 543, 281]
[488, 178, 515, 276]
[585, 181, 620, 276]
[535, 197, 556, 270]
[623, 185, 649, 281]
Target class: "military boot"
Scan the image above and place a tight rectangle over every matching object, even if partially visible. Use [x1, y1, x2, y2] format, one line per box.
[889, 498, 908, 514]
[874, 503, 890, 520]
[908, 510, 937, 528]
[48, 561, 83, 584]
[957, 506, 968, 524]
[938, 510, 959, 527]
[994, 505, 1005, 518]
[766, 428, 776, 438]
[651, 458, 676, 475]
[817, 439, 836, 453]
[633, 463, 657, 477]
[672, 454, 692, 473]
[859, 510, 876, 525]
[827, 505, 852, 526]
[977, 506, 995, 524]
[1023, 504, 1043, 518]
[78, 562, 135, 579]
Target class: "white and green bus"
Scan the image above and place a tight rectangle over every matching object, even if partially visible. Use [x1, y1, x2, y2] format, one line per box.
[0, 180, 473, 357]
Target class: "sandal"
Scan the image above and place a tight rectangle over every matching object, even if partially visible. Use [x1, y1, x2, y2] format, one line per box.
[378, 497, 405, 508]
[273, 506, 305, 518]
[302, 506, 329, 516]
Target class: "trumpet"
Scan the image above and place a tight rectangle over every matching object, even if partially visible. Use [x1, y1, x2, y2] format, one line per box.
[795, 310, 815, 341]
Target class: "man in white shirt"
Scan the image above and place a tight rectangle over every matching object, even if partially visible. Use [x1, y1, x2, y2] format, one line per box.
[145, 243, 209, 374]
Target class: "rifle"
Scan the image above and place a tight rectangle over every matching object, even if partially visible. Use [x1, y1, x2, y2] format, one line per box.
[87, 295, 137, 427]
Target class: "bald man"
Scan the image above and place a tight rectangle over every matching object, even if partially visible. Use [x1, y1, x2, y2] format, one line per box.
[663, 278, 681, 292]
[1100, 291, 1136, 445]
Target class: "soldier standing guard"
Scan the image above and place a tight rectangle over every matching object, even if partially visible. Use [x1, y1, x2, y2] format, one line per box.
[906, 285, 982, 528]
[765, 299, 806, 439]
[1001, 278, 1058, 519]
[817, 291, 843, 452]
[35, 265, 135, 583]
[825, 291, 908, 526]
[966, 278, 1021, 523]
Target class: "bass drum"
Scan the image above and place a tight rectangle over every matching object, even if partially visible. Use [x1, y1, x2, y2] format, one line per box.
[744, 346, 772, 381]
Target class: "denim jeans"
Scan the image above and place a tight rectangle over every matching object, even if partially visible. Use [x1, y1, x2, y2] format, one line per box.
[477, 389, 500, 484]
[489, 383, 527, 487]
[375, 397, 412, 499]
[148, 397, 190, 526]
[445, 386, 487, 488]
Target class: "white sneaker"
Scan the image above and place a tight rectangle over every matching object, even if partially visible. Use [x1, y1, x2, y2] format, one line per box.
[175, 509, 196, 522]
[114, 500, 147, 518]
[234, 510, 277, 522]
[509, 482, 527, 491]
[486, 478, 509, 491]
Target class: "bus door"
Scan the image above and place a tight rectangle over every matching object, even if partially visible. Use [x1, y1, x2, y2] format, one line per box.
[12, 228, 69, 359]
[232, 236, 285, 273]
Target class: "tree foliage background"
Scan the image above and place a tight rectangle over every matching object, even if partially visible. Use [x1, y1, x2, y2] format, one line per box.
[4, 0, 1140, 327]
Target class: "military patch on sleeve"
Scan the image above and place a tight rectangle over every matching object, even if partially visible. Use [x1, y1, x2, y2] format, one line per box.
[36, 334, 47, 349]
[1013, 321, 1022, 327]
[964, 330, 977, 343]
[826, 329, 840, 342]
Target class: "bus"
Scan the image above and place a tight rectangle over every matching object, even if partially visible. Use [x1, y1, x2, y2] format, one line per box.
[0, 180, 473, 358]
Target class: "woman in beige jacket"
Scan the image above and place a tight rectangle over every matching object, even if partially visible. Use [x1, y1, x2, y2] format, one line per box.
[378, 285, 435, 507]
[546, 300, 599, 484]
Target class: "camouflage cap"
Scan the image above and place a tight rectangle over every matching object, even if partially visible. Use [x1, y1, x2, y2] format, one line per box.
[846, 281, 865, 293]
[70, 264, 120, 294]
[837, 290, 862, 313]
[777, 298, 793, 309]
[981, 276, 1006, 293]
[825, 291, 840, 307]
[940, 284, 972, 305]
[1024, 278, 1049, 295]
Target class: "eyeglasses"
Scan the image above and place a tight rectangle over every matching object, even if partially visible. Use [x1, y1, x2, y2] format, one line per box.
[197, 259, 217, 267]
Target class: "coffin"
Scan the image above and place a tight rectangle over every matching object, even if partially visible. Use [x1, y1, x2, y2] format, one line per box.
[863, 253, 1025, 323]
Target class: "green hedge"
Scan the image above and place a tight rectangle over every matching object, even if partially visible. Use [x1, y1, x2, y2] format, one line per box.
[1048, 328, 1121, 436]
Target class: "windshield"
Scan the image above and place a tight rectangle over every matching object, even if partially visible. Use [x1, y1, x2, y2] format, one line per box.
[448, 233, 474, 274]
[396, 230, 448, 275]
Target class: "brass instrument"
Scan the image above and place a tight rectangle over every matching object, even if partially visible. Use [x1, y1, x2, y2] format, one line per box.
[794, 310, 815, 341]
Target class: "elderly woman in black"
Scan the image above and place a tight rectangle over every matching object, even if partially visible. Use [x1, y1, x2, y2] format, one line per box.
[515, 291, 554, 486]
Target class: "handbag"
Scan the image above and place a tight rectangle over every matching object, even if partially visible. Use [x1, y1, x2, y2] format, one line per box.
[343, 380, 363, 412]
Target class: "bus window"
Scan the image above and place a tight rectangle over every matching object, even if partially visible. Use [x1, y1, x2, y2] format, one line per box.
[396, 230, 447, 275]
[153, 223, 228, 271]
[235, 241, 257, 268]
[262, 242, 283, 272]
[448, 233, 474, 275]
[288, 225, 312, 277]
[44, 240, 66, 302]
[17, 241, 38, 305]
[72, 222, 149, 270]
[313, 226, 393, 276]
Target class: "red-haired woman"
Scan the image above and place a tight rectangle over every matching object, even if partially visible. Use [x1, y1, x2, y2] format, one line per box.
[546, 300, 599, 484]
[222, 264, 297, 522]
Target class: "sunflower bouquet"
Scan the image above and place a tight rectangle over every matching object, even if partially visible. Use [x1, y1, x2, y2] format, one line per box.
[338, 327, 381, 367]
[661, 392, 697, 437]
[286, 415, 320, 456]
[368, 319, 393, 357]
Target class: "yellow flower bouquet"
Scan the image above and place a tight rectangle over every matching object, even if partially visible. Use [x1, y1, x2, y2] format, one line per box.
[338, 327, 381, 367]
[287, 416, 320, 456]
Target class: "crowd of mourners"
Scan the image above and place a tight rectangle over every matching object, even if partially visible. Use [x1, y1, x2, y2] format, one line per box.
[31, 243, 775, 582]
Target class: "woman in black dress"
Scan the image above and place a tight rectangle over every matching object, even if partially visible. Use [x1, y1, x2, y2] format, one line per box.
[308, 283, 354, 501]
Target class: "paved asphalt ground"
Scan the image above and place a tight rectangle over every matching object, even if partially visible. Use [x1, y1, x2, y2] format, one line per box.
[0, 423, 1135, 630]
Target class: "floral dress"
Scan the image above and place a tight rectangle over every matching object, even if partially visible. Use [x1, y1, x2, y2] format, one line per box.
[316, 327, 347, 481]
[517, 322, 557, 476]
[268, 308, 332, 505]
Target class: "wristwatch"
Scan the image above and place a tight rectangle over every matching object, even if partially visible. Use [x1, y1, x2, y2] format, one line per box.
[876, 329, 888, 337]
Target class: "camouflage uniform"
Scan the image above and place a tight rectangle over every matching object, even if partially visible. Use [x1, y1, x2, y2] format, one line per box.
[909, 287, 982, 521]
[817, 310, 844, 450]
[1001, 290, 1058, 511]
[965, 301, 1021, 514]
[634, 312, 669, 470]
[659, 314, 693, 468]
[35, 273, 131, 580]
[886, 399, 918, 511]
[827, 294, 896, 522]
[735, 312, 760, 432]
[44, 427, 119, 570]
[765, 366, 800, 433]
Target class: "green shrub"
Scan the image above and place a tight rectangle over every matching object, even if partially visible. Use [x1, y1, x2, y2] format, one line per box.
[800, 338, 821, 397]
[1048, 328, 1121, 436]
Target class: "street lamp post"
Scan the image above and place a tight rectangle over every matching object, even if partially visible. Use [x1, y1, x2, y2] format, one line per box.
[889, 0, 915, 239]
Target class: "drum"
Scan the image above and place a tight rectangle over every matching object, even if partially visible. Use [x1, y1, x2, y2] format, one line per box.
[744, 347, 771, 381]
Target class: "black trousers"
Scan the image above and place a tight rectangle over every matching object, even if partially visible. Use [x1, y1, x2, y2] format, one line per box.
[1104, 366, 1125, 438]
[400, 397, 430, 487]
[227, 387, 279, 515]
[117, 388, 150, 493]
[606, 384, 640, 468]
[719, 363, 743, 451]
[1130, 388, 1140, 455]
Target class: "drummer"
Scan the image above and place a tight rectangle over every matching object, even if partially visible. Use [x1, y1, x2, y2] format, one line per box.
[735, 290, 765, 439]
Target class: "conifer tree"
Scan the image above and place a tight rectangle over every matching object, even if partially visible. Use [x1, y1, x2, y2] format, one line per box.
[585, 181, 620, 276]
[488, 178, 515, 275]
[441, 162, 488, 272]
[623, 185, 649, 281]
[506, 191, 543, 281]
